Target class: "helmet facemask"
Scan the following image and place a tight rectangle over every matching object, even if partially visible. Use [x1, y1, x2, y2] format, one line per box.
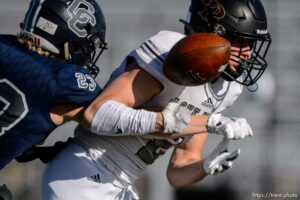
[64, 33, 108, 78]
[218, 27, 272, 88]
[86, 38, 107, 78]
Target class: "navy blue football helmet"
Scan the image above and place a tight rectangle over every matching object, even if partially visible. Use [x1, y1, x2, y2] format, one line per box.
[183, 0, 272, 87]
[20, 0, 107, 77]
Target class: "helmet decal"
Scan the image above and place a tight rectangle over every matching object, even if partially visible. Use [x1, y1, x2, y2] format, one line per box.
[19, 30, 60, 53]
[255, 29, 268, 34]
[36, 17, 58, 35]
[209, 0, 225, 20]
[200, 0, 225, 22]
[67, 0, 96, 37]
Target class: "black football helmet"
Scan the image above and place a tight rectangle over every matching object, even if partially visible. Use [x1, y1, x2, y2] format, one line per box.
[19, 0, 107, 77]
[182, 0, 272, 87]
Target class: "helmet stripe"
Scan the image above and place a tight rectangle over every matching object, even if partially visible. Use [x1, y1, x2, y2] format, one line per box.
[23, 0, 45, 32]
[24, 0, 39, 31]
[29, 0, 45, 32]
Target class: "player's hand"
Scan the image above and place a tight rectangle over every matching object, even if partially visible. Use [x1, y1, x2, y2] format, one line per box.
[0, 184, 12, 200]
[203, 138, 240, 175]
[162, 102, 191, 134]
[207, 113, 253, 139]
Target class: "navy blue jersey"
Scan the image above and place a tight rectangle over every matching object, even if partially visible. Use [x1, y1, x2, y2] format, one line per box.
[0, 35, 102, 169]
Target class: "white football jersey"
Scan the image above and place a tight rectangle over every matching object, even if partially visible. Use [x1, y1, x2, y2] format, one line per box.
[75, 30, 243, 183]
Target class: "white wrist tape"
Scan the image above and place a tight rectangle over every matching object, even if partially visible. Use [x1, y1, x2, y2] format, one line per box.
[91, 100, 157, 135]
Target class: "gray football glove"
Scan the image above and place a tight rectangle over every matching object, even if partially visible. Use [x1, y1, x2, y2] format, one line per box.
[162, 102, 191, 134]
[207, 113, 253, 139]
[203, 138, 240, 175]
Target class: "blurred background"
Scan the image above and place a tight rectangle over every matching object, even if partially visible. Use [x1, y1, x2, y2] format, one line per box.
[1, 0, 300, 199]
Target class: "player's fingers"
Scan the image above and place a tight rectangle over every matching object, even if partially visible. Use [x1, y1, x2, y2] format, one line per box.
[216, 165, 223, 174]
[226, 149, 240, 161]
[224, 125, 234, 139]
[239, 118, 253, 138]
[222, 161, 233, 170]
[209, 165, 218, 175]
[247, 123, 253, 137]
[165, 102, 179, 112]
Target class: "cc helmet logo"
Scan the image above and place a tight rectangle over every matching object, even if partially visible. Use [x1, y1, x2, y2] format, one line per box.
[67, 0, 96, 37]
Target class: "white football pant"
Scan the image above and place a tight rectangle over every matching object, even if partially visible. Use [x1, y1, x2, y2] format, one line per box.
[41, 143, 139, 200]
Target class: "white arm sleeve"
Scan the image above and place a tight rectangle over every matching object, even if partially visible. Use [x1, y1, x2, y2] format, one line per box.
[91, 100, 157, 135]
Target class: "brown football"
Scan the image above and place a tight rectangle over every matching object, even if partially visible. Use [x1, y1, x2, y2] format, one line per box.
[163, 33, 231, 86]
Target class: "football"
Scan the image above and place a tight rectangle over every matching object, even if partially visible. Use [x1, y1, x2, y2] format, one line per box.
[163, 33, 231, 86]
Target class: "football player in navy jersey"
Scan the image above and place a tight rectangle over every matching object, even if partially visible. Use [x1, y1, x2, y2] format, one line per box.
[0, 0, 108, 170]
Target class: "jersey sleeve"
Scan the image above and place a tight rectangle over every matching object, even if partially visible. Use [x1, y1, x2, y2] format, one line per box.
[129, 30, 185, 89]
[52, 64, 102, 106]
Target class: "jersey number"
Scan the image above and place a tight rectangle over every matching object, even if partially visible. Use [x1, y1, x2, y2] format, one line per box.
[0, 79, 28, 136]
[75, 73, 96, 91]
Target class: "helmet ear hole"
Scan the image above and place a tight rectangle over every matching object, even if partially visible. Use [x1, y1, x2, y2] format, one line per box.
[69, 41, 83, 53]
[68, 40, 91, 66]
[88, 34, 102, 48]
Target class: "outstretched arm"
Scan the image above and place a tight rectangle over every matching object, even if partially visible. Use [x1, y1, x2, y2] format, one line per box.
[167, 133, 208, 187]
[167, 134, 241, 187]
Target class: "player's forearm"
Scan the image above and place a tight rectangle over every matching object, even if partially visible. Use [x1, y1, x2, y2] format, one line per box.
[145, 114, 208, 139]
[85, 100, 164, 136]
[143, 107, 208, 137]
[181, 115, 208, 135]
[167, 159, 207, 187]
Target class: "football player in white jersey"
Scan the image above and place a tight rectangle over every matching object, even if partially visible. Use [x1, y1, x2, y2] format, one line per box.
[41, 0, 271, 199]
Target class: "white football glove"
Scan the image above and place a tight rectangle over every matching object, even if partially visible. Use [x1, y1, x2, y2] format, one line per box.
[203, 138, 240, 175]
[0, 184, 12, 200]
[207, 113, 253, 139]
[162, 102, 191, 134]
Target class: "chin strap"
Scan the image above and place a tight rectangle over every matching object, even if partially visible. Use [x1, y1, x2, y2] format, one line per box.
[179, 19, 196, 35]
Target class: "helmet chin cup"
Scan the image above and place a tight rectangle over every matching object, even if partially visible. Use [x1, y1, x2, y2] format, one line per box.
[221, 63, 243, 82]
